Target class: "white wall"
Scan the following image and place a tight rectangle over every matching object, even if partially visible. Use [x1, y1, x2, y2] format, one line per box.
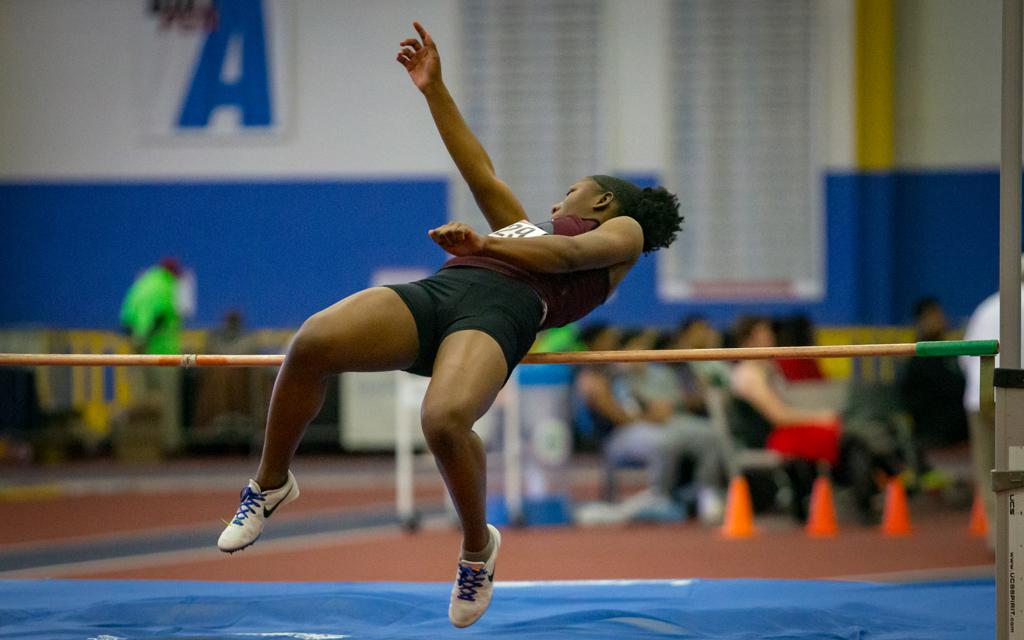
[0, 0, 459, 178]
[6, 1, 1000, 179]
[895, 0, 1002, 168]
[604, 0, 856, 173]
[603, 0, 669, 174]
[0, 0, 862, 181]
[824, 0, 855, 170]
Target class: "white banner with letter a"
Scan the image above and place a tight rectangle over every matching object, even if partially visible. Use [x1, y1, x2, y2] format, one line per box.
[136, 0, 292, 139]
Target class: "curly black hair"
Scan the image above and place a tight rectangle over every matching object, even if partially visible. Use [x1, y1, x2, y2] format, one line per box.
[627, 186, 683, 253]
[590, 175, 683, 253]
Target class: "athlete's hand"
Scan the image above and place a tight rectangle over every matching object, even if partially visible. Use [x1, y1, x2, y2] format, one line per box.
[397, 21, 442, 94]
[429, 222, 487, 257]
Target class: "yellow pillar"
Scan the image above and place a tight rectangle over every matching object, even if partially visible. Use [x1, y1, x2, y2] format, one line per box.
[856, 0, 895, 171]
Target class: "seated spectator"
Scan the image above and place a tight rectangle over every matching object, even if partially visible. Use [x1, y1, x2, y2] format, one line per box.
[898, 297, 969, 489]
[194, 310, 256, 437]
[572, 323, 624, 452]
[574, 324, 733, 523]
[728, 316, 841, 521]
[207, 309, 252, 355]
[774, 314, 826, 382]
[669, 316, 731, 417]
[622, 328, 736, 522]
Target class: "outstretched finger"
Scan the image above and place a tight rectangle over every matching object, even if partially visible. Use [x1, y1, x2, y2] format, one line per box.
[413, 21, 433, 46]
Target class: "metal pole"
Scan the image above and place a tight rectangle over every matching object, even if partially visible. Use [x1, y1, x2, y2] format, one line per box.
[1002, 0, 1022, 372]
[998, 1, 1022, 637]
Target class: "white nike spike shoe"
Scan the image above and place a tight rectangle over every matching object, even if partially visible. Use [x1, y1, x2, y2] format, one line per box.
[448, 524, 501, 628]
[217, 470, 299, 553]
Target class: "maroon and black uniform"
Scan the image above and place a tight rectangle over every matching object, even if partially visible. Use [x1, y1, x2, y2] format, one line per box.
[384, 215, 610, 379]
[443, 216, 609, 329]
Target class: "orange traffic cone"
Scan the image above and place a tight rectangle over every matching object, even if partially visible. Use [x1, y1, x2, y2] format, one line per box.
[721, 476, 757, 538]
[969, 491, 989, 538]
[880, 476, 913, 536]
[805, 476, 839, 537]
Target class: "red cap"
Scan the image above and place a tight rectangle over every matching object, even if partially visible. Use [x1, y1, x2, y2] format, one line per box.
[159, 256, 183, 276]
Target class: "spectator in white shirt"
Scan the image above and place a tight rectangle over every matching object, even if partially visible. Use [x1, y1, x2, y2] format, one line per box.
[960, 258, 1024, 550]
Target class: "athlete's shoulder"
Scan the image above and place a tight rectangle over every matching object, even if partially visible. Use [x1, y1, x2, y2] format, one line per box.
[600, 215, 642, 233]
[595, 215, 644, 248]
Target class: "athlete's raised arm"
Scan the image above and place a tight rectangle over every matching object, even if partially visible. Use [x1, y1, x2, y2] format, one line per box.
[397, 22, 526, 231]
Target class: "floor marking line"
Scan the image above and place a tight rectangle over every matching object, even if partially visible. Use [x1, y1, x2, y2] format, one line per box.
[0, 516, 450, 579]
[0, 501, 416, 553]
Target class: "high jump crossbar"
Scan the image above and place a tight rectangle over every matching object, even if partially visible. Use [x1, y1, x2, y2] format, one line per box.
[0, 339, 999, 368]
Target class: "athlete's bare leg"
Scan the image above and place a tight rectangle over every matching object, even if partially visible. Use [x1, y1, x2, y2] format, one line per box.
[256, 287, 419, 489]
[420, 330, 508, 552]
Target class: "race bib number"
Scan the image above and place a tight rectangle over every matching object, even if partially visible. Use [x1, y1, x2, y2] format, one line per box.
[489, 220, 550, 239]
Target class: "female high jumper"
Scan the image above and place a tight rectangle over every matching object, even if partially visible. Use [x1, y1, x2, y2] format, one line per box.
[217, 21, 683, 628]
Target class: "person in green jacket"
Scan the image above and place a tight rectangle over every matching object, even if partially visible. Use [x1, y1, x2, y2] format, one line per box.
[119, 257, 189, 454]
[120, 257, 184, 355]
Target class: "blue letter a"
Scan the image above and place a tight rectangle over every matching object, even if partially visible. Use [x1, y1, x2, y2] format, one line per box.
[178, 0, 272, 128]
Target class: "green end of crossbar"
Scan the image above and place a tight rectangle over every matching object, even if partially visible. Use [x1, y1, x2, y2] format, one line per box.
[915, 340, 999, 357]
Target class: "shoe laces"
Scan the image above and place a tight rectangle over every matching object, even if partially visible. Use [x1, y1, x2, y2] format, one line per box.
[231, 486, 266, 525]
[456, 563, 489, 601]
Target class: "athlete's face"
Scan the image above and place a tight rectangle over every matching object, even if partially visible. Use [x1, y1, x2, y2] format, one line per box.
[550, 179, 613, 221]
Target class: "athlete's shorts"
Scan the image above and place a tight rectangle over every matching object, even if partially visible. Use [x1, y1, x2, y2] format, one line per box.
[383, 267, 545, 380]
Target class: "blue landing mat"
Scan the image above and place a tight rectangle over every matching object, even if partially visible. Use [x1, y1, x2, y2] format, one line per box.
[0, 578, 992, 639]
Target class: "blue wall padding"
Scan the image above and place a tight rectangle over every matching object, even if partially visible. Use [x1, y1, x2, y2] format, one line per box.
[0, 180, 449, 328]
[856, 173, 897, 324]
[0, 172, 1009, 329]
[0, 578, 992, 639]
[892, 170, 1002, 325]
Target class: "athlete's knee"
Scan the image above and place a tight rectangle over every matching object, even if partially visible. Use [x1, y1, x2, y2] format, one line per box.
[288, 313, 336, 367]
[420, 400, 476, 452]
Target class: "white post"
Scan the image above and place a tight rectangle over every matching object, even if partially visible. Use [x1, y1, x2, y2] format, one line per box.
[395, 372, 417, 530]
[503, 370, 524, 525]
